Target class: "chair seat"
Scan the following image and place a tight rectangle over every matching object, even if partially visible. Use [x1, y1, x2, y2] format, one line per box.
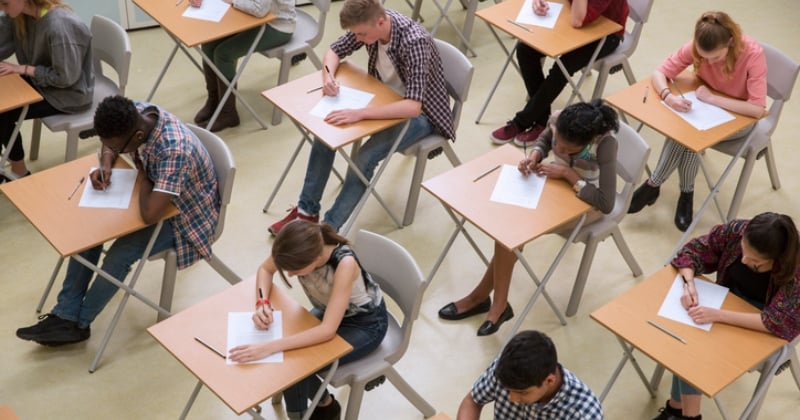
[329, 316, 402, 386]
[40, 76, 119, 132]
[260, 11, 317, 58]
[400, 134, 448, 156]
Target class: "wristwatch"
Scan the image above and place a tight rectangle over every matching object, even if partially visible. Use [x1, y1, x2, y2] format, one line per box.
[573, 179, 587, 193]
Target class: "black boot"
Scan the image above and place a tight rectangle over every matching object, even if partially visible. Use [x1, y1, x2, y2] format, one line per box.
[628, 182, 660, 213]
[675, 191, 694, 232]
[194, 62, 220, 125]
[207, 80, 240, 132]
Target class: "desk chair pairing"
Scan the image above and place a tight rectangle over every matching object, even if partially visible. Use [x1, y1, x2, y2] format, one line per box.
[741, 335, 800, 419]
[587, 0, 654, 100]
[398, 38, 472, 226]
[29, 15, 131, 163]
[260, 0, 330, 125]
[556, 121, 650, 317]
[698, 42, 800, 222]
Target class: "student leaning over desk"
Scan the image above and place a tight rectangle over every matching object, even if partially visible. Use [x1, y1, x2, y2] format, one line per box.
[627, 11, 768, 232]
[0, 0, 93, 180]
[188, 0, 295, 132]
[229, 220, 388, 420]
[653, 212, 800, 420]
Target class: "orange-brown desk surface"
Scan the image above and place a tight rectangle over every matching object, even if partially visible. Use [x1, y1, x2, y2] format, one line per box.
[591, 266, 785, 397]
[147, 276, 352, 415]
[0, 154, 178, 257]
[0, 74, 42, 113]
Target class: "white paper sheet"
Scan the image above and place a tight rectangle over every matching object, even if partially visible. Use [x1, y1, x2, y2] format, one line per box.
[662, 91, 735, 130]
[182, 0, 231, 22]
[78, 168, 137, 209]
[515, 0, 563, 29]
[309, 86, 375, 119]
[489, 164, 546, 209]
[226, 311, 284, 365]
[657, 274, 729, 331]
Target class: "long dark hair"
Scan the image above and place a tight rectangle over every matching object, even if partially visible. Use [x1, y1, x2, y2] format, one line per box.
[271, 220, 348, 287]
[744, 212, 800, 287]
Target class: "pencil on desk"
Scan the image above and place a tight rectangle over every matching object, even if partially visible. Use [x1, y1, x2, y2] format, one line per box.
[647, 320, 686, 344]
[306, 86, 323, 94]
[194, 337, 226, 358]
[507, 19, 532, 32]
[68, 176, 85, 200]
[473, 164, 501, 182]
[642, 86, 649, 103]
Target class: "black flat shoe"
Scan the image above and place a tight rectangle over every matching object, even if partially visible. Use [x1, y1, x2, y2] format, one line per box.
[628, 182, 660, 214]
[477, 305, 514, 336]
[675, 191, 693, 232]
[438, 298, 491, 320]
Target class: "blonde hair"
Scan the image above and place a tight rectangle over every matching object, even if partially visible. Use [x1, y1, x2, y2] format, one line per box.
[692, 11, 743, 77]
[14, 0, 70, 39]
[339, 0, 385, 29]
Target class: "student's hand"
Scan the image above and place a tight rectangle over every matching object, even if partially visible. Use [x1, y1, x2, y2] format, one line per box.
[536, 162, 570, 180]
[189, 0, 202, 7]
[89, 167, 112, 190]
[665, 94, 692, 112]
[324, 109, 362, 125]
[687, 306, 719, 325]
[252, 305, 274, 330]
[0, 61, 24, 76]
[533, 0, 550, 16]
[680, 281, 699, 309]
[229, 342, 277, 363]
[518, 150, 542, 176]
[695, 85, 717, 105]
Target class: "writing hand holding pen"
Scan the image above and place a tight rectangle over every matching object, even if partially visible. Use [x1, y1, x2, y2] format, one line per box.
[518, 150, 542, 176]
[680, 271, 699, 309]
[90, 164, 112, 190]
[532, 0, 549, 16]
[322, 65, 340, 96]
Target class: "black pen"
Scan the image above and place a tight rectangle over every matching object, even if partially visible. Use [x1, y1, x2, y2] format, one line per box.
[680, 274, 696, 305]
[68, 176, 85, 200]
[194, 337, 225, 358]
[258, 288, 268, 317]
[670, 78, 686, 99]
[324, 65, 338, 88]
[642, 86, 649, 103]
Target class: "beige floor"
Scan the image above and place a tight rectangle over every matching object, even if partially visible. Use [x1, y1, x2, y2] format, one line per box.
[2, 1, 799, 419]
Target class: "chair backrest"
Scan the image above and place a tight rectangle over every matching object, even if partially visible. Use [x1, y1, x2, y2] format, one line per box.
[187, 124, 236, 241]
[610, 121, 650, 221]
[759, 42, 800, 135]
[304, 0, 331, 48]
[617, 0, 654, 58]
[432, 38, 474, 134]
[90, 15, 132, 95]
[353, 230, 426, 362]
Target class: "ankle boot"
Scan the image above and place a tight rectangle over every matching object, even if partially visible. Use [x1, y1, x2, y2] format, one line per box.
[208, 79, 240, 132]
[194, 62, 220, 125]
[675, 191, 694, 232]
[628, 182, 660, 213]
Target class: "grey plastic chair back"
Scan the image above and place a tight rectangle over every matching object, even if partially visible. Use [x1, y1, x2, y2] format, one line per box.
[187, 125, 236, 241]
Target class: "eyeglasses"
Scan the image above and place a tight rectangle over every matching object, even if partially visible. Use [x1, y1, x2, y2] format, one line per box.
[106, 130, 138, 155]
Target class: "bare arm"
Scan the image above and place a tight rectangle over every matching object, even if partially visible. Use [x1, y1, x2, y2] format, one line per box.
[652, 70, 693, 112]
[695, 85, 767, 118]
[456, 393, 482, 420]
[687, 306, 770, 333]
[570, 0, 588, 27]
[322, 49, 341, 96]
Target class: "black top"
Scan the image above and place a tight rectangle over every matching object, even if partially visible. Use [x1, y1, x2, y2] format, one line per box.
[724, 259, 770, 310]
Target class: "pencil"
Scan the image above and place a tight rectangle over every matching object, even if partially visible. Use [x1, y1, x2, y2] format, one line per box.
[670, 78, 686, 99]
[507, 19, 532, 32]
[306, 86, 323, 94]
[68, 176, 85, 200]
[473, 164, 501, 182]
[647, 320, 686, 344]
[194, 337, 226, 358]
[642, 86, 649, 103]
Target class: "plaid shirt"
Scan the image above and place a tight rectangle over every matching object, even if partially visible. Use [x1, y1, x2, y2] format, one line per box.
[133, 102, 219, 269]
[471, 360, 603, 420]
[330, 9, 455, 140]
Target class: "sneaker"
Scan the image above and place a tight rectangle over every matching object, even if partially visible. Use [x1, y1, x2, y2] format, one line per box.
[490, 121, 522, 145]
[309, 395, 341, 420]
[268, 206, 319, 236]
[513, 124, 545, 147]
[17, 314, 90, 345]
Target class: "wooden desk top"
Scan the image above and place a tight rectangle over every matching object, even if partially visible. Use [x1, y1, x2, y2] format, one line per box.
[422, 144, 591, 251]
[0, 406, 19, 420]
[0, 74, 42, 113]
[132, 0, 275, 47]
[604, 73, 758, 152]
[475, 0, 622, 58]
[591, 266, 786, 397]
[261, 61, 406, 150]
[147, 276, 352, 415]
[0, 154, 178, 257]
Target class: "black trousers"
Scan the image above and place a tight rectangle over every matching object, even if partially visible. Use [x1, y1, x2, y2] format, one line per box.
[0, 79, 60, 161]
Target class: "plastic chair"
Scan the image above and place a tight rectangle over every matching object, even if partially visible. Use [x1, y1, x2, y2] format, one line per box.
[736, 335, 800, 419]
[699, 42, 800, 221]
[398, 38, 472, 225]
[29, 15, 131, 162]
[588, 0, 654, 100]
[151, 124, 242, 322]
[260, 0, 330, 125]
[557, 121, 650, 316]
[326, 230, 436, 419]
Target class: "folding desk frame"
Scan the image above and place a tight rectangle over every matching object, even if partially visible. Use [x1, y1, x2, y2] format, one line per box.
[0, 104, 31, 181]
[412, 0, 480, 57]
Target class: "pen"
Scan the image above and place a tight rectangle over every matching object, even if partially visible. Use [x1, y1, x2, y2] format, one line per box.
[324, 65, 338, 87]
[473, 164, 501, 182]
[670, 78, 686, 99]
[97, 151, 106, 192]
[68, 176, 85, 200]
[680, 274, 696, 305]
[175, 0, 184, 6]
[642, 86, 649, 103]
[258, 288, 268, 317]
[647, 320, 687, 344]
[194, 337, 225, 358]
[306, 86, 323, 94]
[507, 19, 532, 32]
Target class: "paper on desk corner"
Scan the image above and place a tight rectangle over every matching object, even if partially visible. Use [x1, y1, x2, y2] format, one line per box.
[489, 164, 546, 209]
[78, 167, 137, 209]
[182, 0, 230, 22]
[516, 0, 563, 28]
[662, 91, 735, 130]
[226, 311, 284, 365]
[309, 86, 375, 119]
[656, 274, 729, 331]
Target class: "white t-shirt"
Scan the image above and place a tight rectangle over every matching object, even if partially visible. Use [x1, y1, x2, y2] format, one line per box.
[376, 41, 405, 96]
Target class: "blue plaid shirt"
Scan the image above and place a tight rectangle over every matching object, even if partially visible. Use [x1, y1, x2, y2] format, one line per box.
[471, 360, 604, 420]
[133, 102, 219, 269]
[329, 9, 455, 140]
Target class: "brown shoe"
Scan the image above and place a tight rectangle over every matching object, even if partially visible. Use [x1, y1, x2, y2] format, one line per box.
[194, 62, 220, 125]
[207, 80, 240, 132]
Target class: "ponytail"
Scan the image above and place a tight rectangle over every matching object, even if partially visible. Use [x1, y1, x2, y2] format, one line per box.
[555, 99, 619, 146]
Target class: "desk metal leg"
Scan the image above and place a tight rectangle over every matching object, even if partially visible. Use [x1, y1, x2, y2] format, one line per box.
[713, 396, 732, 420]
[0, 104, 30, 180]
[561, 36, 607, 106]
[301, 359, 340, 420]
[146, 43, 180, 102]
[459, 0, 479, 54]
[36, 256, 65, 313]
[600, 336, 656, 402]
[475, 37, 520, 124]
[179, 380, 204, 420]
[426, 208, 490, 284]
[429, 0, 477, 57]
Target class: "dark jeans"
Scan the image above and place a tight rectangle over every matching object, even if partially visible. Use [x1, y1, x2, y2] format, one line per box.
[512, 34, 621, 130]
[0, 97, 60, 161]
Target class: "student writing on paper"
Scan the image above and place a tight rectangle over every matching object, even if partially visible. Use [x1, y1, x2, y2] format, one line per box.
[0, 0, 93, 181]
[439, 101, 619, 336]
[490, 0, 627, 147]
[189, 0, 296, 132]
[268, 0, 454, 235]
[628, 11, 767, 232]
[16, 96, 219, 346]
[229, 220, 387, 420]
[654, 212, 800, 420]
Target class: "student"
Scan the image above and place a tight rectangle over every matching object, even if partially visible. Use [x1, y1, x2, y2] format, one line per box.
[16, 95, 219, 346]
[0, 0, 93, 180]
[188, 0, 295, 132]
[490, 0, 627, 148]
[229, 220, 388, 420]
[628, 11, 767, 232]
[268, 0, 454, 235]
[653, 212, 800, 420]
[440, 100, 618, 336]
[457, 330, 603, 419]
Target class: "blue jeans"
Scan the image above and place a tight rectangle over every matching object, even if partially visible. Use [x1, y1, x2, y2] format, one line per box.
[283, 300, 389, 417]
[297, 115, 433, 230]
[52, 220, 176, 329]
[670, 375, 702, 401]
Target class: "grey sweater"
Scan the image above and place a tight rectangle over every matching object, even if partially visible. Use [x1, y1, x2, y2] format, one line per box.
[0, 7, 93, 113]
[232, 0, 296, 34]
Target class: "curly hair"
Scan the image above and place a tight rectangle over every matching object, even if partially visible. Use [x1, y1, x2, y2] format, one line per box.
[93, 95, 139, 139]
[554, 99, 619, 147]
[495, 330, 558, 389]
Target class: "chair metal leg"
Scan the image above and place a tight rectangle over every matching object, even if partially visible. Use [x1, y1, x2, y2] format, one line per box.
[402, 149, 429, 226]
[385, 368, 436, 418]
[30, 119, 43, 161]
[611, 227, 643, 277]
[158, 250, 178, 322]
[764, 145, 781, 190]
[65, 130, 79, 161]
[566, 236, 599, 317]
[207, 253, 242, 285]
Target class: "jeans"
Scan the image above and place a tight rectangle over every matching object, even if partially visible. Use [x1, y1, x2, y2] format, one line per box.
[670, 375, 702, 401]
[298, 115, 433, 230]
[283, 300, 389, 417]
[52, 220, 176, 329]
[201, 25, 292, 81]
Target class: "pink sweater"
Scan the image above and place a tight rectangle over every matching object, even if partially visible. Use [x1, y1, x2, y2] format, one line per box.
[658, 35, 767, 107]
